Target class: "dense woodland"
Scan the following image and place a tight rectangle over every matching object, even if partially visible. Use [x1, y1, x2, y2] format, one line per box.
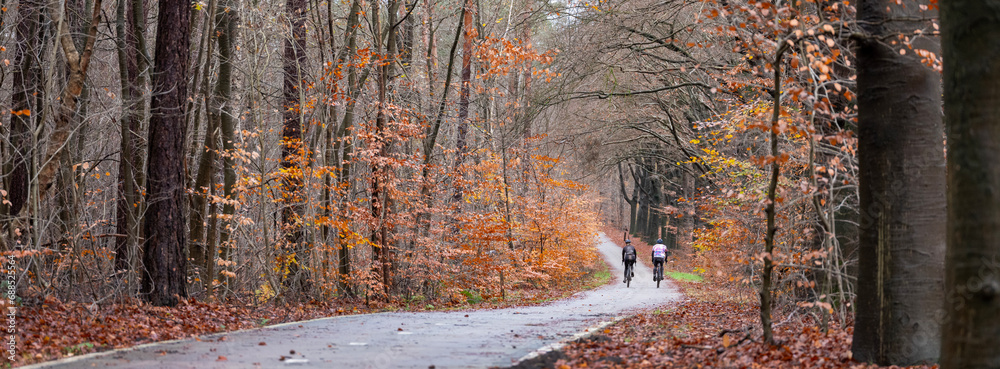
[1, 0, 997, 367]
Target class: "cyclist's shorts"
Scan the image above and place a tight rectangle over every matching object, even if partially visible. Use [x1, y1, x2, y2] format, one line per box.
[653, 257, 665, 263]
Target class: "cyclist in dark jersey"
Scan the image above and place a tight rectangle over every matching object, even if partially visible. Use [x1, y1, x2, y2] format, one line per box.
[622, 239, 637, 283]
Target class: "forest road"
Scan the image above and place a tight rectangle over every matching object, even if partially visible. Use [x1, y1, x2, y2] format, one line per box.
[26, 233, 680, 369]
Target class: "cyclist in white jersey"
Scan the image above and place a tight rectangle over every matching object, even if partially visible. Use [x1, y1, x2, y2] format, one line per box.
[651, 239, 668, 281]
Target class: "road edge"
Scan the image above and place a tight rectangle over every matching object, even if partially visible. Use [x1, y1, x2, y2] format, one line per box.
[506, 315, 627, 367]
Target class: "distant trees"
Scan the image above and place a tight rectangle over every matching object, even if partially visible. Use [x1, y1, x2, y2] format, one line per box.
[0, 0, 599, 308]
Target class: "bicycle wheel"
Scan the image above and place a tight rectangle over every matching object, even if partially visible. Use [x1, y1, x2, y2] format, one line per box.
[626, 265, 632, 288]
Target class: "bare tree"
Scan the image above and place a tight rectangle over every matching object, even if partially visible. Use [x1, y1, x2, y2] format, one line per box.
[281, 0, 310, 295]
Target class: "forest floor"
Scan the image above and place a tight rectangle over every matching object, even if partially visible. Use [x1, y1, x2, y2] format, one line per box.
[545, 231, 938, 369]
[12, 261, 610, 367]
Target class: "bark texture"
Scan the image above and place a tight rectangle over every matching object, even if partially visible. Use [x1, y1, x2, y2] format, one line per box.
[940, 2, 1000, 368]
[114, 0, 144, 271]
[5, 0, 44, 219]
[852, 0, 945, 364]
[281, 0, 310, 294]
[142, 0, 191, 307]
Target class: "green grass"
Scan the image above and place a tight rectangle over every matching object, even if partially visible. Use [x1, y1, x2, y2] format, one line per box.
[63, 342, 94, 355]
[588, 268, 613, 288]
[665, 271, 704, 283]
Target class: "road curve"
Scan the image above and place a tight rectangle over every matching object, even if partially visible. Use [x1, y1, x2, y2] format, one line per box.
[25, 233, 680, 369]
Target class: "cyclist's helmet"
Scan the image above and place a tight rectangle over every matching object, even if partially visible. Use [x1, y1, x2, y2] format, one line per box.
[625, 239, 631, 244]
[656, 238, 663, 244]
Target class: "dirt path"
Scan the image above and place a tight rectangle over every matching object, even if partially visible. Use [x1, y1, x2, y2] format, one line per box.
[25, 233, 680, 369]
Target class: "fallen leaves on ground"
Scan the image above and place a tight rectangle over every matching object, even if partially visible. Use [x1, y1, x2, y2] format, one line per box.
[555, 236, 938, 369]
[15, 297, 371, 366]
[16, 259, 611, 367]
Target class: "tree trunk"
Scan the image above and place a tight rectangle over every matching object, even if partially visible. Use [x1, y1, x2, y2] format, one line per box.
[141, 0, 191, 307]
[678, 164, 695, 249]
[114, 0, 149, 272]
[940, 2, 1000, 368]
[419, 2, 464, 225]
[37, 0, 103, 198]
[187, 0, 220, 277]
[331, 0, 366, 297]
[760, 42, 790, 345]
[618, 163, 638, 232]
[422, 0, 438, 101]
[281, 0, 310, 295]
[4, 0, 45, 221]
[188, 103, 218, 274]
[216, 0, 238, 293]
[451, 0, 474, 205]
[852, 0, 945, 364]
[113, 0, 144, 272]
[370, 0, 401, 297]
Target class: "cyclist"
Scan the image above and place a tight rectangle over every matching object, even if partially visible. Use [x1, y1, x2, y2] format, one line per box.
[622, 239, 637, 283]
[651, 239, 668, 281]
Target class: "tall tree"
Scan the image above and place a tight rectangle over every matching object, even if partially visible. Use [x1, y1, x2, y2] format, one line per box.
[36, 0, 103, 198]
[452, 0, 475, 206]
[114, 0, 149, 272]
[940, 1, 1000, 368]
[4, 0, 45, 221]
[188, 0, 221, 275]
[142, 0, 191, 307]
[851, 0, 945, 364]
[370, 0, 401, 297]
[213, 0, 238, 292]
[281, 0, 310, 294]
[332, 0, 365, 297]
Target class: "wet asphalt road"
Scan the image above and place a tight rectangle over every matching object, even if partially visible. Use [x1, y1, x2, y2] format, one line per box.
[26, 233, 680, 369]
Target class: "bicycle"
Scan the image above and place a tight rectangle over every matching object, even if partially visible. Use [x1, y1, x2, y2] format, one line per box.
[653, 261, 663, 288]
[623, 262, 634, 288]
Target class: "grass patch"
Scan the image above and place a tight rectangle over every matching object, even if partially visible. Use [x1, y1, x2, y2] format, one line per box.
[460, 289, 484, 304]
[665, 271, 703, 283]
[586, 265, 613, 289]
